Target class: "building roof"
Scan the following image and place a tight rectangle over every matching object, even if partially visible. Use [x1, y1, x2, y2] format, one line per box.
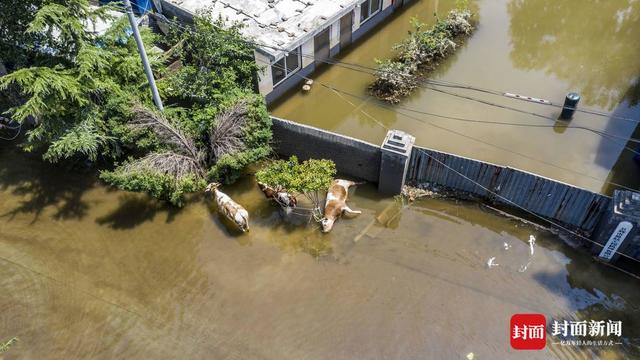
[165, 0, 359, 58]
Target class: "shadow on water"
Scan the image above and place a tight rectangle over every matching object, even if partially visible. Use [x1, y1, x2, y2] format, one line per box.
[530, 234, 640, 357]
[508, 0, 640, 110]
[95, 193, 180, 230]
[600, 81, 640, 194]
[0, 143, 94, 223]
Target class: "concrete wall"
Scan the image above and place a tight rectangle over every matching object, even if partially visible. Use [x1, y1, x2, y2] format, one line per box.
[269, 118, 639, 266]
[254, 50, 273, 96]
[270, 117, 381, 182]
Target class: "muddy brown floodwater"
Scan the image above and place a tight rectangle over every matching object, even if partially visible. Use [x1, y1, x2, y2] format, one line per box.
[2, 0, 640, 358]
[271, 0, 640, 194]
[1, 142, 640, 359]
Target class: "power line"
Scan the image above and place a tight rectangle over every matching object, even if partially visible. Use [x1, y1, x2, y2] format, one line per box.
[263, 58, 640, 193]
[284, 64, 640, 271]
[104, 9, 640, 273]
[153, 11, 640, 128]
[121, 15, 640, 192]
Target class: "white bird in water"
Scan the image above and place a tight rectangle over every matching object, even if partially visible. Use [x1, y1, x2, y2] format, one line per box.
[487, 257, 499, 268]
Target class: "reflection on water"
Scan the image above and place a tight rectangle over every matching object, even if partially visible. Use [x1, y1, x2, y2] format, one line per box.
[508, 0, 640, 110]
[270, 0, 640, 193]
[2, 138, 640, 359]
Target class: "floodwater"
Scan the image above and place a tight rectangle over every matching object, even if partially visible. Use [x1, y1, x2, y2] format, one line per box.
[2, 140, 640, 359]
[3, 0, 640, 358]
[271, 0, 640, 194]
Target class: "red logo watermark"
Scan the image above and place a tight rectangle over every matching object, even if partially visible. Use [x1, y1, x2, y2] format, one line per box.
[510, 314, 547, 350]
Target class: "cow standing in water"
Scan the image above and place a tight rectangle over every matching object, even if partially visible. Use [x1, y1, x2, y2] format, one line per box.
[321, 179, 362, 233]
[257, 182, 297, 209]
[205, 183, 249, 232]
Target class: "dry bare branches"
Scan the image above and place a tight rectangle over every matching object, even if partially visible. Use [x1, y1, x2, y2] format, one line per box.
[131, 105, 202, 162]
[122, 151, 205, 179]
[208, 99, 248, 162]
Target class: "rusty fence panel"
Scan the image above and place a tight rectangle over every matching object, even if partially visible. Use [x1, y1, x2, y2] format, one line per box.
[407, 147, 611, 233]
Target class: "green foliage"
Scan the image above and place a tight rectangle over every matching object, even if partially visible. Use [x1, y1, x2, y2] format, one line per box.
[3, 1, 271, 206]
[100, 168, 205, 206]
[0, 0, 156, 161]
[370, 9, 474, 103]
[0, 0, 44, 68]
[161, 12, 260, 103]
[256, 156, 336, 194]
[0, 337, 18, 356]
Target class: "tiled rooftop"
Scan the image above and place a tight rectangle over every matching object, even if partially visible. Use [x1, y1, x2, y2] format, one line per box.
[166, 0, 358, 57]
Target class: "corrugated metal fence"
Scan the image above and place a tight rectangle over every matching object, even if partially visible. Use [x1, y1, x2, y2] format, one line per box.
[407, 146, 611, 233]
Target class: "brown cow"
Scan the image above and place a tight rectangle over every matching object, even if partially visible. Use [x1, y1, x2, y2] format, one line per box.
[321, 179, 362, 233]
[258, 182, 297, 208]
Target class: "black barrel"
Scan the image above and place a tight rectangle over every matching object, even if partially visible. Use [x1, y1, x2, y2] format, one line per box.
[560, 92, 580, 120]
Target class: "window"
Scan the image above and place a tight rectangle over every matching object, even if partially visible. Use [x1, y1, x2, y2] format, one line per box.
[360, 0, 382, 24]
[271, 49, 301, 86]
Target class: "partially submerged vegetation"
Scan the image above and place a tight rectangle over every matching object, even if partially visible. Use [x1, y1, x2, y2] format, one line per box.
[0, 0, 271, 206]
[369, 8, 474, 103]
[256, 156, 336, 221]
[0, 337, 18, 358]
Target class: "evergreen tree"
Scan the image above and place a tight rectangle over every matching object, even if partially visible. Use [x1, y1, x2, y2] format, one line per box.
[1, 1, 272, 206]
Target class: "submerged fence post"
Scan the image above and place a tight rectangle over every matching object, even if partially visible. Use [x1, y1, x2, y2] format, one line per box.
[592, 190, 640, 263]
[378, 130, 415, 195]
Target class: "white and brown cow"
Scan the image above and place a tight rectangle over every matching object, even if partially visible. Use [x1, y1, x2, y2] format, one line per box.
[205, 183, 249, 232]
[258, 182, 297, 208]
[321, 179, 362, 233]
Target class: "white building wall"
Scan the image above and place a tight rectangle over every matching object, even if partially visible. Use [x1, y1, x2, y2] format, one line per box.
[382, 0, 393, 9]
[330, 20, 339, 49]
[301, 38, 315, 68]
[353, 3, 362, 31]
[254, 50, 273, 96]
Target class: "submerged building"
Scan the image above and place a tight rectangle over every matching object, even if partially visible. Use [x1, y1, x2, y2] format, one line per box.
[155, 0, 415, 103]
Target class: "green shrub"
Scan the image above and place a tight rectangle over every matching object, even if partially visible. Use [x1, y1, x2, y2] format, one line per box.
[369, 9, 474, 103]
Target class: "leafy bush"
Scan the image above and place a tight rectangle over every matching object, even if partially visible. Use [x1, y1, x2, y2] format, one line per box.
[3, 2, 272, 206]
[369, 9, 474, 103]
[256, 156, 336, 220]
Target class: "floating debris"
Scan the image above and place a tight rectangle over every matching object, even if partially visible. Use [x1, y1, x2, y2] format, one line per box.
[528, 235, 536, 256]
[487, 257, 499, 268]
[401, 185, 437, 202]
[503, 242, 511, 250]
[466, 352, 475, 360]
[518, 261, 531, 273]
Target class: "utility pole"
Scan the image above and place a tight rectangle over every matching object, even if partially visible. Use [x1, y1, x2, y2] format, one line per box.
[123, 0, 164, 111]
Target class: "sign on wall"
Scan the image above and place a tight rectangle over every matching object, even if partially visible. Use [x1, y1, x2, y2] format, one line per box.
[598, 221, 633, 261]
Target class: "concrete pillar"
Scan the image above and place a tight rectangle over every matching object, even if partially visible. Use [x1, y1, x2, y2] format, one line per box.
[592, 190, 640, 263]
[378, 130, 415, 195]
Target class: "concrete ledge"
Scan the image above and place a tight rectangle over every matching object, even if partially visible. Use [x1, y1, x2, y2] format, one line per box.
[270, 117, 381, 182]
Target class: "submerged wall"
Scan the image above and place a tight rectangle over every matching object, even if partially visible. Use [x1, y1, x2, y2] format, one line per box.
[406, 147, 611, 233]
[270, 117, 381, 183]
[270, 117, 640, 265]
